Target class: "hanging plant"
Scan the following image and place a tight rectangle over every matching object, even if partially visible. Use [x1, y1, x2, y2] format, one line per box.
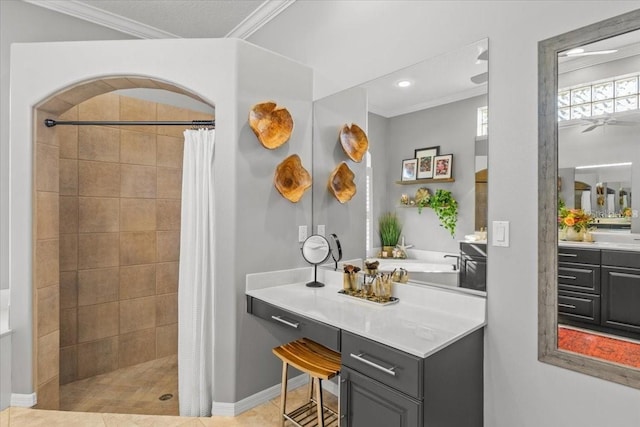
[422, 189, 458, 238]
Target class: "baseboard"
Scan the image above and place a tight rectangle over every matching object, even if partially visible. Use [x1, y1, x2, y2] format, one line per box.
[211, 373, 308, 416]
[323, 378, 339, 396]
[11, 392, 36, 407]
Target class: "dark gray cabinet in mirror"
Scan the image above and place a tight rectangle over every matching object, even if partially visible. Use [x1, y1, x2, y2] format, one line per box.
[539, 8, 640, 389]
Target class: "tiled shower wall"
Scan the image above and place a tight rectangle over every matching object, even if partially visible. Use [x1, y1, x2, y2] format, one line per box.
[57, 93, 212, 385]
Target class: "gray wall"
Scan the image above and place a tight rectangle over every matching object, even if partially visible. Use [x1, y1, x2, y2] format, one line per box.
[249, 2, 640, 426]
[385, 95, 487, 253]
[0, 0, 134, 291]
[368, 113, 390, 255]
[234, 42, 313, 401]
[312, 87, 367, 261]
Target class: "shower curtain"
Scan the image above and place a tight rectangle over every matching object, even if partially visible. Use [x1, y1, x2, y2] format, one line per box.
[178, 129, 216, 417]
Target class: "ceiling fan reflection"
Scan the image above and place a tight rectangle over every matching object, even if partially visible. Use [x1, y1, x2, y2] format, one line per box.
[581, 115, 640, 132]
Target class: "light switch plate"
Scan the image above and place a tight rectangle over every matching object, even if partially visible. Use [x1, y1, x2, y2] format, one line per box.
[298, 225, 307, 243]
[317, 224, 325, 236]
[492, 220, 510, 247]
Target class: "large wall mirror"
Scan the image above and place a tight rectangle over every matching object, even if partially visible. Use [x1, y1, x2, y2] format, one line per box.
[313, 38, 489, 296]
[539, 9, 640, 389]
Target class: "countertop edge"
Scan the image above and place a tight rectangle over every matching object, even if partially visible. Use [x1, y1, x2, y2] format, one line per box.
[246, 283, 486, 359]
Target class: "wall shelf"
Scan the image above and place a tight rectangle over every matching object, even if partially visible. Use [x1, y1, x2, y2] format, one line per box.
[395, 178, 455, 185]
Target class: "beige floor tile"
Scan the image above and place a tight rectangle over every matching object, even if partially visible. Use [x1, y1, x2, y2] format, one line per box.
[9, 407, 106, 426]
[1, 408, 9, 425]
[11, 353, 337, 427]
[102, 412, 194, 426]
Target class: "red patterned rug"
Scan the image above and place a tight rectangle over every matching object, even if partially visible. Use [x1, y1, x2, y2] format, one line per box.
[558, 326, 640, 368]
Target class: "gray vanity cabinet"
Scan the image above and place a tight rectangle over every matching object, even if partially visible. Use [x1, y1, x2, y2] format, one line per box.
[246, 296, 341, 352]
[247, 296, 483, 427]
[557, 247, 601, 325]
[556, 247, 640, 338]
[340, 366, 421, 427]
[459, 242, 487, 292]
[601, 250, 640, 335]
[340, 330, 483, 427]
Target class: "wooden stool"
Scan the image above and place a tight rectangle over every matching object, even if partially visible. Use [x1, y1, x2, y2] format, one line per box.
[272, 338, 341, 427]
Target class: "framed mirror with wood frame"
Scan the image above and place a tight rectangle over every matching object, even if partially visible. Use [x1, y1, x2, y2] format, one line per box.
[538, 8, 640, 389]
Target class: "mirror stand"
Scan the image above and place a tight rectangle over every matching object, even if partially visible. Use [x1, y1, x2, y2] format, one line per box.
[301, 234, 332, 287]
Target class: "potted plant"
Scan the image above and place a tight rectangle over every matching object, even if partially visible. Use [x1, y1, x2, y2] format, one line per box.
[427, 189, 458, 238]
[378, 212, 402, 256]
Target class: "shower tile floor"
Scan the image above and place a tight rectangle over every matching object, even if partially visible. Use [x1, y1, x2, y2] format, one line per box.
[3, 354, 339, 426]
[60, 355, 179, 415]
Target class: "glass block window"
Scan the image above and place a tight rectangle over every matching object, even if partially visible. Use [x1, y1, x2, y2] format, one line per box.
[571, 86, 591, 105]
[477, 106, 488, 137]
[558, 73, 640, 121]
[615, 95, 638, 112]
[615, 76, 638, 97]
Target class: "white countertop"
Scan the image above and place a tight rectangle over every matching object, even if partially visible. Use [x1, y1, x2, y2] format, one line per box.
[559, 241, 640, 252]
[246, 267, 486, 358]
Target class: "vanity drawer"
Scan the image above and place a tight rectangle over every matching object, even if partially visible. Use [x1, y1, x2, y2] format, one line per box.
[341, 330, 422, 399]
[558, 290, 600, 324]
[557, 264, 600, 293]
[248, 297, 340, 352]
[602, 250, 640, 269]
[557, 247, 600, 265]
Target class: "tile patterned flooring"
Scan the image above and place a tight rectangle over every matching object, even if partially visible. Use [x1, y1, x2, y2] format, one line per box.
[60, 355, 179, 415]
[3, 354, 338, 426]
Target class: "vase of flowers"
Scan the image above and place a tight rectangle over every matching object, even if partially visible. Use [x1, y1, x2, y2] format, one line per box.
[558, 207, 593, 241]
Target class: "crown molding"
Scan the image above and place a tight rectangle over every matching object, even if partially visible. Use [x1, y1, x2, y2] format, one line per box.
[226, 0, 296, 39]
[369, 85, 488, 118]
[22, 0, 179, 39]
[23, 0, 296, 40]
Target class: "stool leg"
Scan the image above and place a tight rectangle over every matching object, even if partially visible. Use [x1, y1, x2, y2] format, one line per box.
[279, 362, 288, 427]
[306, 374, 314, 416]
[315, 377, 325, 427]
[307, 374, 314, 402]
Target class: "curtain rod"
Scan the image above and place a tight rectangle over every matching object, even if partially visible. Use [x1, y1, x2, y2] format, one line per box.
[44, 119, 215, 128]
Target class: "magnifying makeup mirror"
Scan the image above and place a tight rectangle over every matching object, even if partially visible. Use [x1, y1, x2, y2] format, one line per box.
[301, 234, 331, 287]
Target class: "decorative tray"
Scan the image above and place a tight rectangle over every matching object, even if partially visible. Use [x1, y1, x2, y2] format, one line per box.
[337, 289, 399, 306]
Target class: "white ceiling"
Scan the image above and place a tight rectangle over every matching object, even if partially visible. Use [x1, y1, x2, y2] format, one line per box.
[24, 0, 488, 112]
[361, 39, 488, 118]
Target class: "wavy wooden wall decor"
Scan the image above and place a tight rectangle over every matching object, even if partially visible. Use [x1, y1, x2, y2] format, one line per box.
[328, 162, 356, 203]
[249, 101, 294, 149]
[339, 123, 368, 162]
[274, 154, 312, 203]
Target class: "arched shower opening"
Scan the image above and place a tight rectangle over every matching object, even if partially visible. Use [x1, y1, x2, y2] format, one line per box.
[32, 76, 214, 414]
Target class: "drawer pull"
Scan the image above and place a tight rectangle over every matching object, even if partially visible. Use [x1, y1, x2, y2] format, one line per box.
[558, 274, 577, 280]
[349, 353, 396, 376]
[270, 315, 300, 329]
[558, 303, 576, 309]
[559, 253, 578, 258]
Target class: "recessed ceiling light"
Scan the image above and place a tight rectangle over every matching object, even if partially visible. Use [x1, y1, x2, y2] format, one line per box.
[396, 80, 412, 88]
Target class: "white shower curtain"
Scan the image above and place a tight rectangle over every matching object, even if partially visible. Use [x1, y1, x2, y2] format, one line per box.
[178, 129, 215, 417]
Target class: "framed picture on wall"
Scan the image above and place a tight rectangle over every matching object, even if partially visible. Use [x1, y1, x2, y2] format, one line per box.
[414, 146, 439, 179]
[401, 158, 418, 181]
[433, 154, 453, 179]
